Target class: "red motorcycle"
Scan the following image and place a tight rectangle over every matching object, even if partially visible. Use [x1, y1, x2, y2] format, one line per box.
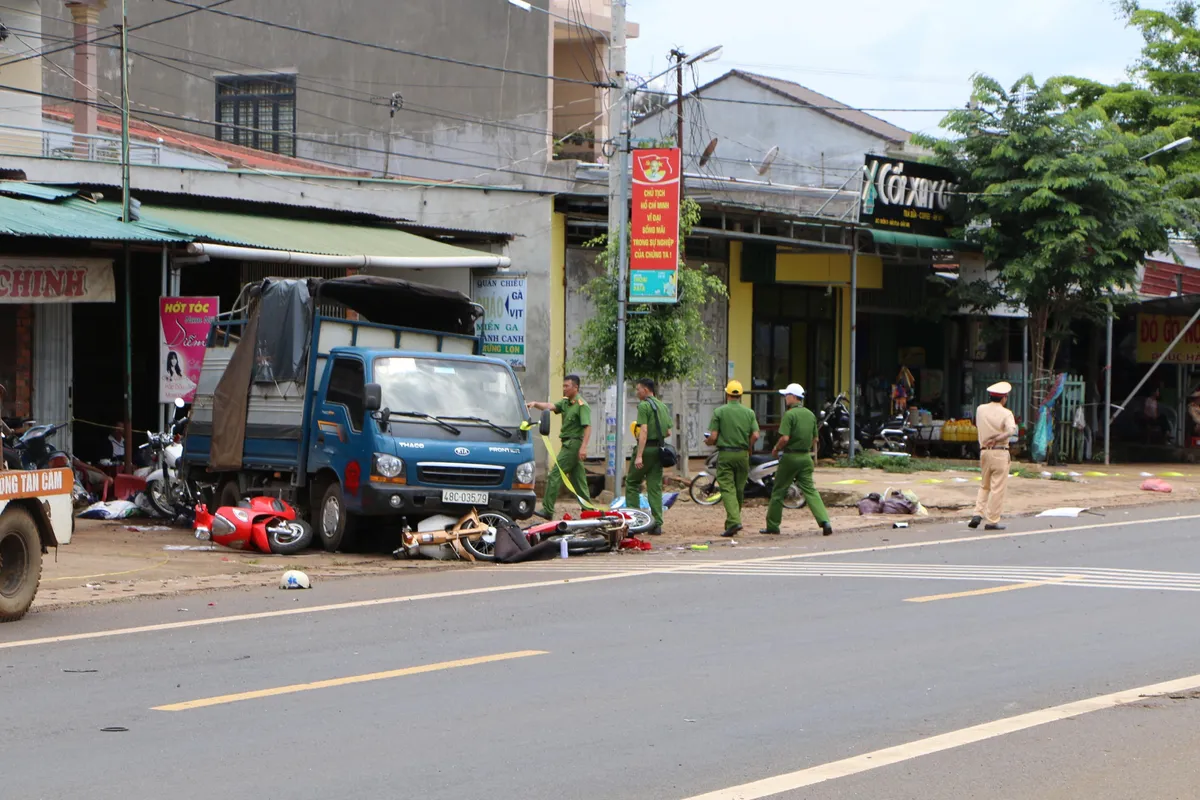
[193, 496, 314, 555]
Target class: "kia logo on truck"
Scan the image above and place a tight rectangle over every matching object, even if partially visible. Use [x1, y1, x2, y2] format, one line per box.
[454, 447, 471, 457]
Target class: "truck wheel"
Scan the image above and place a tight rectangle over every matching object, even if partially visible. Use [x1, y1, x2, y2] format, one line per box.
[0, 507, 43, 623]
[317, 482, 357, 552]
[218, 481, 240, 509]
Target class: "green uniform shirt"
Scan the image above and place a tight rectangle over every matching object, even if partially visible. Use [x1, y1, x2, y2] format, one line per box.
[636, 398, 672, 442]
[779, 405, 818, 452]
[554, 396, 591, 441]
[708, 401, 759, 449]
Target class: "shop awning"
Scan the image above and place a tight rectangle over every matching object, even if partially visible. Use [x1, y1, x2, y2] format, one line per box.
[0, 195, 189, 243]
[868, 229, 974, 251]
[138, 206, 510, 268]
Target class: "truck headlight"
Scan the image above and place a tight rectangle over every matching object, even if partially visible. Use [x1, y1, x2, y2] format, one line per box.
[373, 453, 404, 478]
[516, 461, 535, 485]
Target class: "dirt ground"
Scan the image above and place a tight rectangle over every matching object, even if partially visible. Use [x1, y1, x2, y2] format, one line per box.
[28, 459, 1197, 613]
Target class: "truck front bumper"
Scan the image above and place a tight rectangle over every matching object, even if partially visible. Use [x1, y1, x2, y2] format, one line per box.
[358, 483, 536, 521]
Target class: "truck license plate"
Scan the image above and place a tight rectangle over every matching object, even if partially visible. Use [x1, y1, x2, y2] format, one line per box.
[443, 490, 489, 506]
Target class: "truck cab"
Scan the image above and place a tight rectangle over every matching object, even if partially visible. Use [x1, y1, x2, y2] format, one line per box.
[309, 348, 535, 549]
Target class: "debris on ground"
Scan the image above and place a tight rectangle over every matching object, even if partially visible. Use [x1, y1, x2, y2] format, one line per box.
[1141, 478, 1173, 493]
[1037, 507, 1088, 518]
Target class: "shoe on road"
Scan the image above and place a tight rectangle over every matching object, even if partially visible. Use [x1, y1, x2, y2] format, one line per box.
[759, 528, 780, 535]
[648, 525, 663, 535]
[821, 522, 833, 536]
[968, 515, 982, 529]
[984, 523, 1006, 530]
[721, 524, 743, 538]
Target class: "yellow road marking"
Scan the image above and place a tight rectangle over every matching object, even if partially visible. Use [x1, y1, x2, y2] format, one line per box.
[905, 575, 1083, 603]
[153, 650, 547, 711]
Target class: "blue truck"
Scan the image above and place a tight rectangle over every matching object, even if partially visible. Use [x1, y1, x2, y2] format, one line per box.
[182, 275, 537, 551]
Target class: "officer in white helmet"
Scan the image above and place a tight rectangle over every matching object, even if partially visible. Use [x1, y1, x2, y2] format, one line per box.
[969, 381, 1018, 530]
[762, 383, 832, 536]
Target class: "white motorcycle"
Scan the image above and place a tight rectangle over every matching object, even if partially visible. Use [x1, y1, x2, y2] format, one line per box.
[142, 398, 194, 519]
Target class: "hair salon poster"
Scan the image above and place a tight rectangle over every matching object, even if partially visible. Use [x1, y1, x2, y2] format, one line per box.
[159, 296, 219, 403]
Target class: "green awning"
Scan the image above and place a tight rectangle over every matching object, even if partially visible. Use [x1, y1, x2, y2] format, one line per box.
[137, 206, 492, 261]
[0, 195, 189, 242]
[868, 229, 974, 250]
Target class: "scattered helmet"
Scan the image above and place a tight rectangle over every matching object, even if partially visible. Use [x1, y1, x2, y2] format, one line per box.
[280, 569, 311, 589]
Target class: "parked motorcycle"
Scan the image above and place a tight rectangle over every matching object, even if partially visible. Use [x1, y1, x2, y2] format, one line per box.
[142, 398, 198, 520]
[9, 422, 71, 470]
[193, 495, 314, 555]
[688, 452, 806, 509]
[818, 394, 912, 458]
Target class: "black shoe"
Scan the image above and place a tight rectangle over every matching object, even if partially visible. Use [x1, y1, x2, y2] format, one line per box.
[721, 524, 742, 538]
[968, 515, 982, 529]
[534, 510, 552, 521]
[984, 523, 1006, 531]
[648, 525, 663, 536]
[821, 522, 833, 536]
[759, 528, 780, 535]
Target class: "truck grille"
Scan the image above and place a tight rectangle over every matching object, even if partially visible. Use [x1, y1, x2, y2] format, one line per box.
[417, 463, 505, 487]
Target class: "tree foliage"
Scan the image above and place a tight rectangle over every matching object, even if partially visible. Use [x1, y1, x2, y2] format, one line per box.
[571, 197, 728, 386]
[932, 74, 1196, 406]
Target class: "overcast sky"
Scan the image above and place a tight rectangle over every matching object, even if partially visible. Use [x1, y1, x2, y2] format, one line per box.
[626, 0, 1158, 137]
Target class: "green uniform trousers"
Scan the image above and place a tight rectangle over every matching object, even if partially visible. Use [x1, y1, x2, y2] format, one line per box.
[542, 438, 590, 516]
[716, 451, 749, 529]
[765, 451, 829, 532]
[625, 446, 664, 527]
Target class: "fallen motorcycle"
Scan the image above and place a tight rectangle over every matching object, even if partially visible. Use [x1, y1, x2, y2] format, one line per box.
[193, 495, 314, 555]
[688, 452, 806, 509]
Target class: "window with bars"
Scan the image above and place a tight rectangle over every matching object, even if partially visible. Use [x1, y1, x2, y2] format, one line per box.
[215, 74, 296, 157]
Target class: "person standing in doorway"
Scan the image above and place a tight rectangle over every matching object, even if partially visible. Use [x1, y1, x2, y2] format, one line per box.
[706, 380, 760, 538]
[969, 381, 1018, 531]
[527, 375, 592, 519]
[762, 384, 832, 536]
[626, 378, 672, 534]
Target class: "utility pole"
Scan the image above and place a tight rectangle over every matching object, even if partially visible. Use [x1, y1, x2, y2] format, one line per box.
[669, 47, 689, 477]
[608, 0, 629, 493]
[119, 0, 133, 472]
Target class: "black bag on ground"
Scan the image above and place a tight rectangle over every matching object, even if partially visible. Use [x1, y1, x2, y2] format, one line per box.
[494, 520, 560, 563]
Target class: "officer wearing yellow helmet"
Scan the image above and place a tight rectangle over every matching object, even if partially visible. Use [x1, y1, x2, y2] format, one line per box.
[706, 380, 760, 538]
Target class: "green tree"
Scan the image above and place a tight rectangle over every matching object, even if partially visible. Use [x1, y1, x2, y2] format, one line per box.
[933, 74, 1195, 407]
[571, 197, 728, 386]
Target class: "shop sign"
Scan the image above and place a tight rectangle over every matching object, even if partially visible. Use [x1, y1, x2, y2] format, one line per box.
[473, 275, 526, 369]
[0, 468, 72, 500]
[860, 156, 958, 239]
[159, 297, 219, 403]
[630, 148, 681, 303]
[0, 257, 114, 303]
[1136, 313, 1200, 363]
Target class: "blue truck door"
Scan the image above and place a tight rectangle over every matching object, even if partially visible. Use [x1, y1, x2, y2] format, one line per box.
[311, 355, 371, 504]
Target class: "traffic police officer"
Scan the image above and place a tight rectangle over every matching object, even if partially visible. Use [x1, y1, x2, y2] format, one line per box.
[706, 380, 760, 538]
[762, 383, 833, 536]
[527, 374, 592, 519]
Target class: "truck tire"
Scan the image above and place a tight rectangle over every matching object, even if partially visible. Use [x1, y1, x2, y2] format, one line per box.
[0, 507, 43, 623]
[218, 480, 241, 510]
[317, 482, 357, 552]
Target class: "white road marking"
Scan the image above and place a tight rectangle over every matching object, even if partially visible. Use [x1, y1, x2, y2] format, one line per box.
[680, 671, 1200, 800]
[3, 511, 1199, 650]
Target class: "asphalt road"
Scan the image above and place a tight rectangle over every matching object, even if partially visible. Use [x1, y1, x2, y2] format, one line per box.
[5, 502, 1200, 799]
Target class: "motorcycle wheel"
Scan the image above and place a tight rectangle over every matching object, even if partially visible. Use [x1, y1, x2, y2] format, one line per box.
[556, 532, 610, 554]
[267, 519, 314, 555]
[145, 478, 174, 519]
[622, 508, 655, 534]
[459, 511, 513, 562]
[688, 474, 721, 506]
[782, 482, 807, 510]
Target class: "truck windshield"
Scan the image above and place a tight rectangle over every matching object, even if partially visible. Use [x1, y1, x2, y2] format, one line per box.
[373, 357, 524, 428]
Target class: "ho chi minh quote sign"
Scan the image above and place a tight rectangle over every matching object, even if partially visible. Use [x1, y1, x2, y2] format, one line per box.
[0, 257, 115, 303]
[630, 148, 681, 303]
[859, 156, 958, 239]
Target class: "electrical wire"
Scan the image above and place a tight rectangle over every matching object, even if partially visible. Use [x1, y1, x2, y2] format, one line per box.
[156, 0, 609, 88]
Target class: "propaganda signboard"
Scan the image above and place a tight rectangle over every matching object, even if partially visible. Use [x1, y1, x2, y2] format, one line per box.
[630, 148, 681, 303]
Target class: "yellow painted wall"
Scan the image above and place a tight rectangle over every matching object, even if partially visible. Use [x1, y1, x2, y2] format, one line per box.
[727, 242, 754, 390]
[775, 253, 883, 289]
[548, 212, 566, 445]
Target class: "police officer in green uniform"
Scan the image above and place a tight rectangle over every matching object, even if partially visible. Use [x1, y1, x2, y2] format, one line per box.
[626, 378, 672, 534]
[762, 383, 832, 536]
[527, 375, 592, 519]
[706, 380, 760, 538]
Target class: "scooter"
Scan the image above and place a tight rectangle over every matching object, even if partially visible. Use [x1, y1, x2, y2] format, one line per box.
[688, 452, 807, 509]
[818, 394, 912, 457]
[193, 495, 314, 555]
[9, 422, 71, 470]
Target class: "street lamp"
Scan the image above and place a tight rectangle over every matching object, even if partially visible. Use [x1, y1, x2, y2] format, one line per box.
[1140, 136, 1194, 161]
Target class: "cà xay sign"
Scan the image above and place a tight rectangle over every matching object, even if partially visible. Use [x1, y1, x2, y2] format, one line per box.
[859, 156, 958, 239]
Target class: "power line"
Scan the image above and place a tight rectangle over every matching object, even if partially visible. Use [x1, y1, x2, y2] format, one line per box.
[157, 0, 610, 89]
[636, 88, 956, 114]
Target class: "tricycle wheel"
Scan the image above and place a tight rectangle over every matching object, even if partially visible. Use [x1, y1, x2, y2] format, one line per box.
[268, 519, 314, 555]
[0, 507, 42, 623]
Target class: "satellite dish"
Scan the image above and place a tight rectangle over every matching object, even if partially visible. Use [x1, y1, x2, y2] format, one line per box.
[698, 138, 718, 167]
[756, 145, 779, 176]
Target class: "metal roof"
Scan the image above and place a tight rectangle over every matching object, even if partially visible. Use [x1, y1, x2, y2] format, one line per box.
[0, 181, 79, 201]
[0, 194, 189, 242]
[135, 205, 495, 259]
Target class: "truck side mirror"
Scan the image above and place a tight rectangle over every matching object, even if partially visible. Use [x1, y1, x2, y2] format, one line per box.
[364, 383, 382, 412]
[539, 409, 552, 437]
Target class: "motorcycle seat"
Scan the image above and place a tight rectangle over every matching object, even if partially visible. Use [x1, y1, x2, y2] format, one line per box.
[749, 454, 775, 466]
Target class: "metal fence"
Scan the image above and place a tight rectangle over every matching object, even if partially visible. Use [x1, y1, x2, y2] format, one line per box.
[975, 372, 1089, 463]
[0, 122, 163, 165]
